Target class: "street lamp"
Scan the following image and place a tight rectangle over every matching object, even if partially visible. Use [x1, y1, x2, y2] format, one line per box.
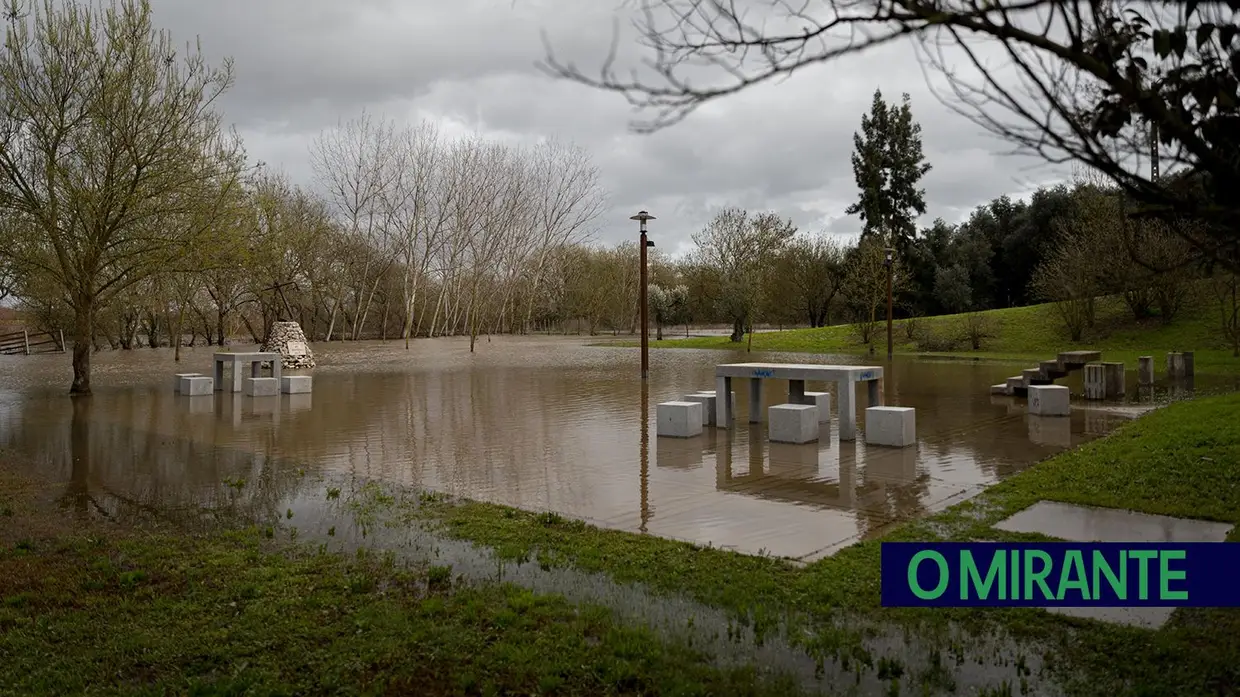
[631, 211, 656, 380]
[884, 247, 894, 360]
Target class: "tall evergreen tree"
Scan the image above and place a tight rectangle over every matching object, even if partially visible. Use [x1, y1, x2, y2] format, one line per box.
[846, 90, 932, 255]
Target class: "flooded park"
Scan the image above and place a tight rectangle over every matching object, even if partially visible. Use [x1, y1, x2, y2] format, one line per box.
[4, 336, 1238, 695]
[0, 336, 1218, 561]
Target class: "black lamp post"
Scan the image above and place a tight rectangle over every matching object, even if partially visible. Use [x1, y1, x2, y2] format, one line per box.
[631, 211, 655, 380]
[884, 247, 894, 360]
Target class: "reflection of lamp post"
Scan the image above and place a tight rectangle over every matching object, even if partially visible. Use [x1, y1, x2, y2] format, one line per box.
[884, 247, 894, 360]
[631, 211, 656, 380]
[640, 381, 650, 533]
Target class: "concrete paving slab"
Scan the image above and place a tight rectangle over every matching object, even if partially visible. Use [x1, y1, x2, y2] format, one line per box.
[993, 501, 1233, 543]
[994, 501, 1233, 629]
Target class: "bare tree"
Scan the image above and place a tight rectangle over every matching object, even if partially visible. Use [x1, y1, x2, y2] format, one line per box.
[691, 208, 796, 342]
[310, 111, 405, 341]
[1031, 220, 1109, 342]
[0, 0, 243, 394]
[843, 236, 906, 349]
[542, 0, 1240, 271]
[391, 122, 451, 348]
[771, 233, 846, 327]
[520, 139, 605, 332]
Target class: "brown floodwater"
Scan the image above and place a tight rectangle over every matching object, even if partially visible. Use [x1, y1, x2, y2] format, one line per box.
[0, 336, 1228, 559]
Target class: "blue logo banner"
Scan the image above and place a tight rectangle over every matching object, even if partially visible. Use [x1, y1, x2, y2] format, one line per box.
[880, 542, 1240, 607]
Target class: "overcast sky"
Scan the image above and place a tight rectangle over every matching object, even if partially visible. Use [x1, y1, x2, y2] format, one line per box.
[148, 0, 1071, 257]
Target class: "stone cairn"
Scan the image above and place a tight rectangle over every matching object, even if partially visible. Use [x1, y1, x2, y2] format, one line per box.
[260, 321, 315, 369]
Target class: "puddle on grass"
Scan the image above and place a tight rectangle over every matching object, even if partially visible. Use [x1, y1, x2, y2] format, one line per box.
[258, 475, 1064, 697]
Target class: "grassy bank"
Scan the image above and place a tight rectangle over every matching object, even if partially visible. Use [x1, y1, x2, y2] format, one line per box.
[0, 471, 798, 695]
[620, 295, 1240, 374]
[402, 392, 1240, 696]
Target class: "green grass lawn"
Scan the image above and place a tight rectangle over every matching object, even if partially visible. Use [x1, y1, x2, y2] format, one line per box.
[621, 292, 1240, 374]
[401, 392, 1240, 696]
[0, 478, 801, 696]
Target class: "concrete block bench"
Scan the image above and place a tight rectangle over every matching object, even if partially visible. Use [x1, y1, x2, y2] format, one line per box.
[179, 375, 213, 396]
[657, 401, 704, 438]
[769, 403, 818, 444]
[795, 391, 831, 423]
[173, 373, 201, 392]
[243, 377, 280, 397]
[281, 375, 312, 394]
[1028, 385, 1070, 416]
[685, 391, 734, 426]
[865, 406, 916, 447]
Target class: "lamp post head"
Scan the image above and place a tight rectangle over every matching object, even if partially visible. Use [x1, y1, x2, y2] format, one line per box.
[884, 247, 894, 265]
[630, 210, 655, 234]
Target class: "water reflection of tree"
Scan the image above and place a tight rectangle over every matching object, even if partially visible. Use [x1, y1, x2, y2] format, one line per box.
[26, 394, 319, 528]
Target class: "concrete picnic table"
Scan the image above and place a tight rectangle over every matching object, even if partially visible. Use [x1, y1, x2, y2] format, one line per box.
[715, 362, 884, 441]
[213, 351, 282, 392]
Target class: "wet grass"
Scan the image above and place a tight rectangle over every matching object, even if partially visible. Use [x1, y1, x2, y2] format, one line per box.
[614, 293, 1240, 375]
[406, 392, 1240, 696]
[0, 483, 803, 696]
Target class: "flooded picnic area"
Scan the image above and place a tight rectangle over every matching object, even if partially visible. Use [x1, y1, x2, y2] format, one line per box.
[0, 335, 1221, 560]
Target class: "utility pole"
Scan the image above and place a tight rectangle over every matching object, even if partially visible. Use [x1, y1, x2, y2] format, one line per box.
[630, 211, 656, 380]
[884, 247, 894, 360]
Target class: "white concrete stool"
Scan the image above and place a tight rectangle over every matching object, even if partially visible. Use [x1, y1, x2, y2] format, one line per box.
[281, 375, 312, 394]
[798, 391, 831, 423]
[685, 391, 734, 426]
[683, 394, 714, 425]
[865, 406, 916, 447]
[1028, 385, 1070, 416]
[179, 375, 213, 396]
[769, 404, 818, 444]
[243, 377, 279, 397]
[173, 373, 200, 392]
[657, 401, 703, 438]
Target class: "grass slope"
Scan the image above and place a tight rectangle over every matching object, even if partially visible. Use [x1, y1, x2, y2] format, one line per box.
[405, 392, 1240, 696]
[629, 294, 1240, 373]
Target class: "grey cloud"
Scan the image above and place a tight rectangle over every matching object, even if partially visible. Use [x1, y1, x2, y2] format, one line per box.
[148, 0, 1070, 257]
[149, 0, 632, 131]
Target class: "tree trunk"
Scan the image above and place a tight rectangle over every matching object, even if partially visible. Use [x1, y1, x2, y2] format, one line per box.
[70, 298, 93, 395]
[325, 301, 339, 342]
[174, 306, 185, 362]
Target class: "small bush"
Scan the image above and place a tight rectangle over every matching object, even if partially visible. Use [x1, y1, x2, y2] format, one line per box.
[903, 316, 923, 341]
[958, 312, 999, 350]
